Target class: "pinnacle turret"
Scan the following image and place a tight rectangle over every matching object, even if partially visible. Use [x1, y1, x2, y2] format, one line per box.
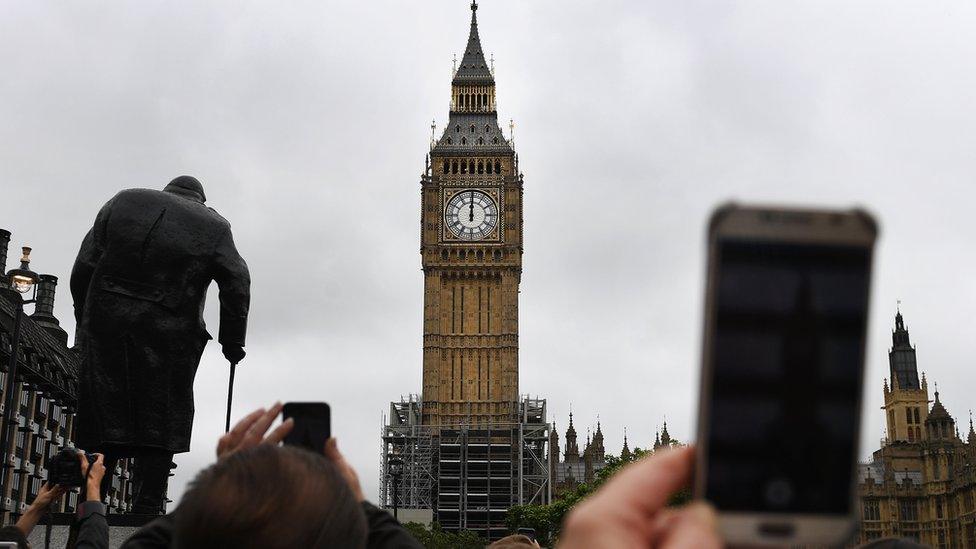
[621, 428, 631, 460]
[564, 412, 580, 464]
[969, 410, 975, 444]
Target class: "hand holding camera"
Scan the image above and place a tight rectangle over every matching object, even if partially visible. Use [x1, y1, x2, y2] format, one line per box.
[14, 449, 106, 538]
[48, 448, 101, 488]
[79, 452, 106, 502]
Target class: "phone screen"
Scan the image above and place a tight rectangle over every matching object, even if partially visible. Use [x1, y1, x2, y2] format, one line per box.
[282, 402, 331, 453]
[703, 239, 870, 514]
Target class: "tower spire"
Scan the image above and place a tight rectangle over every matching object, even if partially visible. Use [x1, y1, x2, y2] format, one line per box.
[889, 306, 919, 390]
[452, 0, 492, 84]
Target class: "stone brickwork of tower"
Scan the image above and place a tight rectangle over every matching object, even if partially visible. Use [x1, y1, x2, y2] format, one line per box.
[420, 0, 523, 428]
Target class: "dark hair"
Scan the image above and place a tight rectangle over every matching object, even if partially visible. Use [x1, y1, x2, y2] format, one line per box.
[488, 534, 536, 548]
[173, 445, 367, 549]
[0, 526, 29, 549]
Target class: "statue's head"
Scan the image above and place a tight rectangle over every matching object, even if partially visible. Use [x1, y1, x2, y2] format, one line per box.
[164, 175, 207, 203]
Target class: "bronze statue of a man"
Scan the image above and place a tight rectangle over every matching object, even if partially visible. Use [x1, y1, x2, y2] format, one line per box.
[70, 176, 250, 513]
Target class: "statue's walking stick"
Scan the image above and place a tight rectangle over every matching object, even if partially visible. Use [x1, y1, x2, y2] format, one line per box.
[225, 361, 238, 432]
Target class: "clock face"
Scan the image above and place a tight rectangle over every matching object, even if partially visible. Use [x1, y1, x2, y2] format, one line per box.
[445, 189, 499, 240]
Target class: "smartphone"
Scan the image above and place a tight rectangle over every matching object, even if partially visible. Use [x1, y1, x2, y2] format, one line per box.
[517, 527, 537, 541]
[281, 402, 331, 452]
[695, 204, 877, 546]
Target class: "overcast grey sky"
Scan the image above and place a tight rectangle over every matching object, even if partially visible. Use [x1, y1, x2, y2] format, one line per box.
[2, 1, 975, 507]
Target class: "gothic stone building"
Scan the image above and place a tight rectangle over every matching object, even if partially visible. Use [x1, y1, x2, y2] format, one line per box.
[0, 230, 136, 522]
[855, 311, 976, 547]
[550, 415, 606, 496]
[549, 415, 676, 498]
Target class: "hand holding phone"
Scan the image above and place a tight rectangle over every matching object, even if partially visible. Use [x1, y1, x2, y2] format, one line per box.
[696, 204, 877, 546]
[282, 402, 331, 453]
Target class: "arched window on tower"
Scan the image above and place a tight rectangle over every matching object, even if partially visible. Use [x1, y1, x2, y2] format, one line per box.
[441, 250, 448, 260]
[470, 124, 476, 133]
[447, 138, 453, 145]
[494, 160, 501, 173]
[477, 137, 485, 145]
[461, 137, 467, 146]
[478, 160, 484, 173]
[492, 137, 499, 144]
[485, 124, 491, 133]
[443, 160, 449, 174]
[455, 124, 460, 133]
[477, 250, 484, 260]
[468, 160, 475, 173]
[493, 249, 502, 260]
[452, 161, 459, 174]
[486, 161, 493, 174]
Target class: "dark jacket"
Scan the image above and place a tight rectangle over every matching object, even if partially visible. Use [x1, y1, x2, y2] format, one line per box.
[119, 502, 423, 549]
[71, 188, 250, 454]
[74, 508, 110, 549]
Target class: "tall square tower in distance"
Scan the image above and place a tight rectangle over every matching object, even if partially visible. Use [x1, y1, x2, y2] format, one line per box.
[421, 0, 523, 429]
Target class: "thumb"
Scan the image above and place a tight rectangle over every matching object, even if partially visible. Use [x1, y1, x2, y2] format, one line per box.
[659, 502, 722, 549]
[324, 438, 341, 462]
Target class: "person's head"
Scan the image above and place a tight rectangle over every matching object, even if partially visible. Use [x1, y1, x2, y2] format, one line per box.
[488, 534, 539, 548]
[173, 444, 367, 549]
[0, 525, 29, 549]
[163, 175, 207, 203]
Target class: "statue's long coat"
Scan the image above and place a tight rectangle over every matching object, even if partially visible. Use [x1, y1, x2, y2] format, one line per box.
[70, 188, 250, 454]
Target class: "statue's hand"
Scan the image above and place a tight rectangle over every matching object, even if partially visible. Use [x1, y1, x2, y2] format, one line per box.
[222, 344, 246, 364]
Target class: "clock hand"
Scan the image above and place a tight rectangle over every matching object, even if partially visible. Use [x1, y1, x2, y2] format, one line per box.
[469, 190, 475, 222]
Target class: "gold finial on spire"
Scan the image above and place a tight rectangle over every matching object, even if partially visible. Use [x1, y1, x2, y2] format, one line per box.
[452, 53, 457, 75]
[490, 53, 495, 75]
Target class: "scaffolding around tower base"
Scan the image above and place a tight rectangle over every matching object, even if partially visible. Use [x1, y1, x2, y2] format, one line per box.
[379, 395, 552, 540]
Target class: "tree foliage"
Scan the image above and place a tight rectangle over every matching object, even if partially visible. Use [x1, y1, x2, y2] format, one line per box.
[506, 443, 690, 546]
[402, 521, 486, 549]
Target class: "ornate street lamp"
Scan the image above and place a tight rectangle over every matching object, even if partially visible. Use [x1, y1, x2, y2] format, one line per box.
[387, 454, 404, 521]
[1, 247, 39, 475]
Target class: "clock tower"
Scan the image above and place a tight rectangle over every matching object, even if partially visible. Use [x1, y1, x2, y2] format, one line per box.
[421, 0, 522, 428]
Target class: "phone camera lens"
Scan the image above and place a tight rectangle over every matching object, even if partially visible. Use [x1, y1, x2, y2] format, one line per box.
[764, 478, 793, 507]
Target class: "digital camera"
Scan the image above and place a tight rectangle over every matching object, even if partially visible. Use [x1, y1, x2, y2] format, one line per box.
[48, 447, 97, 487]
